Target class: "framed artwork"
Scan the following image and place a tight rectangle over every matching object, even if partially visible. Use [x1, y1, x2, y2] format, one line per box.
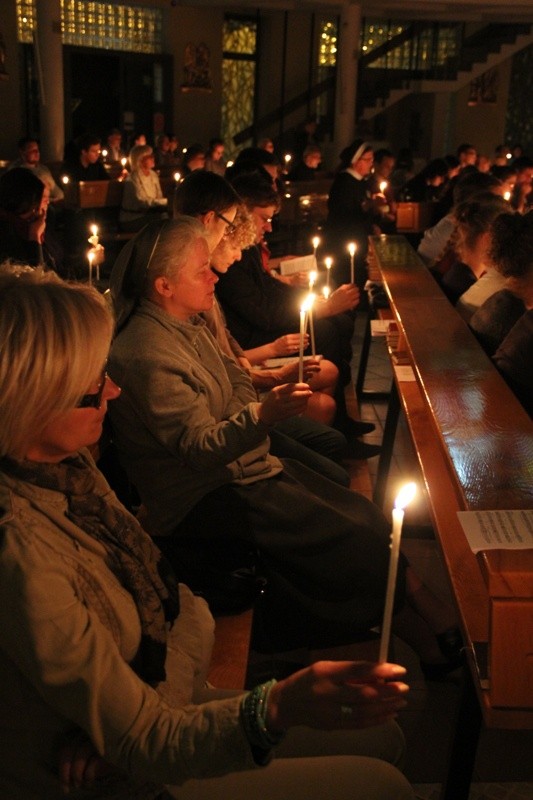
[181, 42, 212, 92]
[468, 68, 498, 106]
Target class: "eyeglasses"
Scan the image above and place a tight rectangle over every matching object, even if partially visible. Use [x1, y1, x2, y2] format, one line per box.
[216, 212, 237, 236]
[77, 368, 108, 409]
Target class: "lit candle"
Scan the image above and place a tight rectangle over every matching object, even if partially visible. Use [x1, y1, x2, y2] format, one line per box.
[101, 149, 108, 159]
[307, 293, 316, 357]
[308, 270, 317, 291]
[379, 180, 388, 194]
[88, 224, 99, 247]
[87, 251, 95, 286]
[324, 256, 332, 288]
[226, 160, 234, 168]
[322, 285, 331, 301]
[347, 242, 356, 284]
[379, 482, 417, 663]
[504, 190, 511, 202]
[312, 235, 320, 260]
[61, 175, 69, 185]
[298, 299, 307, 382]
[173, 171, 181, 182]
[284, 153, 292, 166]
[120, 157, 128, 168]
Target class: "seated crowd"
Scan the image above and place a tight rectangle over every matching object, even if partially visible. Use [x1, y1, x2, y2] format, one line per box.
[0, 128, 531, 798]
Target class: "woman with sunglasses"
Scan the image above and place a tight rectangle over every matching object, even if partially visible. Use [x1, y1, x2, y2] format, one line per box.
[0, 261, 414, 800]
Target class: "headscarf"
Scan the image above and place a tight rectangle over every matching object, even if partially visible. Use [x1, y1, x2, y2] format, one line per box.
[110, 219, 167, 333]
[339, 140, 371, 170]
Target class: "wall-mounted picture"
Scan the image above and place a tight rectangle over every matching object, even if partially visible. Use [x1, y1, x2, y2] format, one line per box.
[181, 42, 212, 92]
[468, 67, 498, 106]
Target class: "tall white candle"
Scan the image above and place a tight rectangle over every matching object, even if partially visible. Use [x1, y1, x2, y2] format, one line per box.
[298, 301, 306, 382]
[348, 242, 356, 284]
[87, 251, 95, 286]
[307, 293, 316, 357]
[379, 482, 417, 663]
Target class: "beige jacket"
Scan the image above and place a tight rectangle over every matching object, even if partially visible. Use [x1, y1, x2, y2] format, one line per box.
[0, 455, 258, 799]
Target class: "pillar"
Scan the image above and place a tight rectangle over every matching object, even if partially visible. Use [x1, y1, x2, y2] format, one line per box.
[333, 1, 361, 157]
[35, 0, 64, 161]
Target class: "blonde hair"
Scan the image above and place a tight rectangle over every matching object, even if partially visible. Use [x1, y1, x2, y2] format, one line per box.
[129, 144, 153, 172]
[0, 264, 113, 459]
[226, 205, 256, 250]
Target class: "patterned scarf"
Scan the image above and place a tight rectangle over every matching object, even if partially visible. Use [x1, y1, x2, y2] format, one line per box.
[0, 452, 179, 685]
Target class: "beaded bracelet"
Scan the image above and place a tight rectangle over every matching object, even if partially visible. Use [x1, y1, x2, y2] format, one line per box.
[240, 679, 286, 752]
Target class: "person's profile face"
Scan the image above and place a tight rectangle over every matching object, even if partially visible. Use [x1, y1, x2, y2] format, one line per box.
[22, 142, 40, 165]
[251, 204, 276, 242]
[85, 145, 101, 164]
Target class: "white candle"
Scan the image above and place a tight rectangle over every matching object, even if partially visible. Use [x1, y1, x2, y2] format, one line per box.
[87, 251, 95, 286]
[325, 256, 332, 288]
[307, 293, 316, 357]
[379, 482, 417, 663]
[348, 242, 356, 284]
[312, 235, 320, 261]
[298, 300, 306, 382]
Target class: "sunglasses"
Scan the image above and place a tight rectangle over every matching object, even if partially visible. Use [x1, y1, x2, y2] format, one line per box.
[77, 367, 108, 409]
[216, 211, 237, 236]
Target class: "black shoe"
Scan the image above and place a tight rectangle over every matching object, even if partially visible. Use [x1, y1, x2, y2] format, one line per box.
[342, 440, 382, 460]
[337, 418, 376, 437]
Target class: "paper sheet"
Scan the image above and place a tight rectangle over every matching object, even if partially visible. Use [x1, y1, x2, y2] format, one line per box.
[457, 509, 533, 553]
[279, 254, 317, 275]
[394, 365, 416, 382]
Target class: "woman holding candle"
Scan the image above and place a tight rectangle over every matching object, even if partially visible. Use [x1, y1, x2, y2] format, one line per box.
[0, 262, 416, 800]
[108, 217, 462, 671]
[119, 144, 169, 232]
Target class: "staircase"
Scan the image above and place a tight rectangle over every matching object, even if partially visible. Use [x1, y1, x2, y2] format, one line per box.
[358, 22, 532, 120]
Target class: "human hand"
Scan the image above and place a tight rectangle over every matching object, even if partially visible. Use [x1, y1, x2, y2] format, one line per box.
[271, 333, 308, 356]
[258, 382, 312, 425]
[58, 732, 117, 794]
[266, 661, 409, 734]
[318, 284, 360, 316]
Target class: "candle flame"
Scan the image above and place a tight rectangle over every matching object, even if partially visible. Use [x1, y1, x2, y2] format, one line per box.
[90, 224, 98, 237]
[308, 270, 317, 288]
[325, 257, 332, 269]
[174, 171, 181, 182]
[301, 294, 314, 313]
[347, 242, 356, 256]
[312, 236, 320, 249]
[284, 153, 292, 163]
[504, 190, 511, 201]
[322, 286, 331, 300]
[102, 149, 108, 157]
[394, 482, 416, 510]
[61, 175, 69, 184]
[379, 181, 388, 193]
[88, 251, 95, 264]
[121, 157, 127, 167]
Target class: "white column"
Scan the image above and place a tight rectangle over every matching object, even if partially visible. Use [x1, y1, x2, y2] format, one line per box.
[333, 1, 361, 156]
[35, 0, 64, 162]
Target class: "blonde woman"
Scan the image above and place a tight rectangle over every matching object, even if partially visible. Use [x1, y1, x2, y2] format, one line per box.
[119, 144, 168, 232]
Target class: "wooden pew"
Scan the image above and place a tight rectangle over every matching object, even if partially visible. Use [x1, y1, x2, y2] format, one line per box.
[368, 234, 533, 797]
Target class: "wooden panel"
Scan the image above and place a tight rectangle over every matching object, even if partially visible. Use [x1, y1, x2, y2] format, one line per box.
[208, 610, 253, 690]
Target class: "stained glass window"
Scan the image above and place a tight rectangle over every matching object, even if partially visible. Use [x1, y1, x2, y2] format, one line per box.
[16, 0, 162, 54]
[221, 17, 257, 159]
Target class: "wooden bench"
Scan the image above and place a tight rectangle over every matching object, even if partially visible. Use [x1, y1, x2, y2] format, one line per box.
[368, 234, 533, 798]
